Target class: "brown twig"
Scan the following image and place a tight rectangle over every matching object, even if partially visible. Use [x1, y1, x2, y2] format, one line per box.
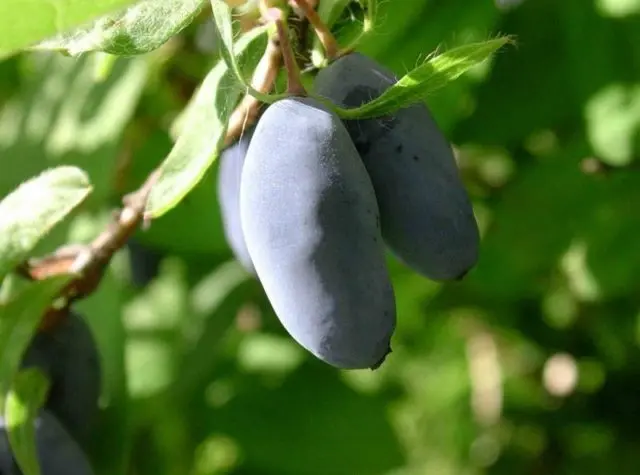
[289, 0, 338, 59]
[19, 168, 162, 331]
[225, 1, 310, 144]
[224, 35, 282, 146]
[275, 18, 307, 96]
[260, 6, 305, 95]
[275, 15, 305, 95]
[288, 3, 312, 69]
[84, 167, 161, 266]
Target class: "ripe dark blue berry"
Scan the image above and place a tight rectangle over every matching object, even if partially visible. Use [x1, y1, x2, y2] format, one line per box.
[314, 53, 480, 281]
[240, 96, 396, 369]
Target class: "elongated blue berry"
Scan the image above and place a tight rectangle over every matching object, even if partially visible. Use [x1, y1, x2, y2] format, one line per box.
[314, 53, 480, 281]
[240, 97, 396, 369]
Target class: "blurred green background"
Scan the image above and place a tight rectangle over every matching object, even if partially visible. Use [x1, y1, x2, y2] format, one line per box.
[1, 0, 640, 473]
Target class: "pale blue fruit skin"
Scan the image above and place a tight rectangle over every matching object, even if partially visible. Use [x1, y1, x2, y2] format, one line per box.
[0, 411, 95, 475]
[240, 97, 396, 370]
[21, 312, 100, 446]
[217, 128, 256, 275]
[313, 53, 480, 281]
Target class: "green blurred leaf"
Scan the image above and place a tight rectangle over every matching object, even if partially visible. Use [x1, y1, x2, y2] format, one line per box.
[75, 269, 131, 475]
[579, 171, 640, 299]
[176, 260, 254, 396]
[329, 36, 513, 119]
[35, 0, 207, 56]
[0, 166, 91, 279]
[146, 25, 268, 218]
[0, 0, 142, 58]
[359, 0, 431, 67]
[0, 53, 149, 209]
[195, 363, 405, 475]
[5, 368, 50, 475]
[596, 0, 640, 17]
[317, 0, 353, 27]
[466, 142, 600, 301]
[586, 84, 640, 166]
[0, 276, 70, 412]
[454, 1, 575, 146]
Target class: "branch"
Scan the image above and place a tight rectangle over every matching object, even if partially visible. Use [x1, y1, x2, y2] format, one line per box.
[224, 34, 282, 146]
[20, 169, 162, 331]
[289, 0, 338, 59]
[260, 6, 305, 95]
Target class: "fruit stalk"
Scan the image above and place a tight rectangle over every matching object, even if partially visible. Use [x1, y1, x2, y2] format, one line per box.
[289, 0, 338, 59]
[224, 33, 282, 146]
[259, 4, 305, 95]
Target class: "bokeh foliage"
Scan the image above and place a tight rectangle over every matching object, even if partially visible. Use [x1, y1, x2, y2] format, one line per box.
[1, 0, 639, 474]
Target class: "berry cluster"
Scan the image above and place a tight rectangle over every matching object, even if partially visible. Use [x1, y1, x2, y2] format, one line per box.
[217, 52, 480, 370]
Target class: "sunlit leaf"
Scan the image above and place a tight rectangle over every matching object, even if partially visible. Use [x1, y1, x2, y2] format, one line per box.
[585, 83, 640, 166]
[0, 54, 149, 207]
[146, 26, 268, 218]
[35, 0, 207, 56]
[0, 166, 91, 279]
[5, 368, 50, 475]
[326, 36, 514, 119]
[0, 0, 141, 59]
[0, 276, 69, 412]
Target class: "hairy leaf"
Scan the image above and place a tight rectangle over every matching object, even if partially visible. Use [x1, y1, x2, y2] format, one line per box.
[323, 36, 514, 119]
[146, 26, 268, 218]
[0, 166, 91, 279]
[0, 0, 141, 58]
[35, 0, 207, 56]
[210, 0, 287, 103]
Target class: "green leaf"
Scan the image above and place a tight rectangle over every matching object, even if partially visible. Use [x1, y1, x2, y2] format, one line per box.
[0, 166, 92, 279]
[317, 0, 353, 27]
[122, 131, 229, 255]
[34, 0, 207, 56]
[92, 52, 119, 82]
[0, 0, 142, 59]
[0, 274, 18, 306]
[596, 0, 640, 18]
[0, 276, 70, 412]
[210, 0, 287, 104]
[175, 261, 253, 398]
[5, 368, 51, 475]
[325, 36, 514, 119]
[145, 26, 268, 218]
[465, 142, 597, 301]
[585, 83, 640, 166]
[0, 54, 149, 209]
